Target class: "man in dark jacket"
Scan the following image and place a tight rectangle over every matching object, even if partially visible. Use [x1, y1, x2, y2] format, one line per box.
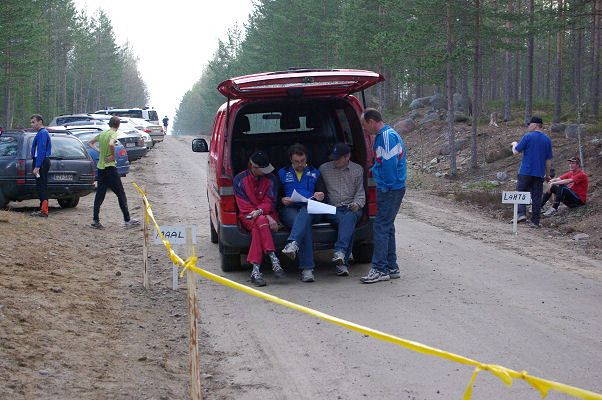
[30, 114, 51, 217]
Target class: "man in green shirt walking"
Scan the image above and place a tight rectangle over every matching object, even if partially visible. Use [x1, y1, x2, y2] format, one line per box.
[88, 116, 139, 229]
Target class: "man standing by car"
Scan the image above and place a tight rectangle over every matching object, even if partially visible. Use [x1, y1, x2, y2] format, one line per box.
[30, 114, 51, 217]
[88, 116, 139, 229]
[359, 109, 407, 284]
[234, 150, 285, 287]
[511, 116, 553, 228]
[317, 143, 365, 276]
[162, 115, 169, 134]
[279, 144, 324, 283]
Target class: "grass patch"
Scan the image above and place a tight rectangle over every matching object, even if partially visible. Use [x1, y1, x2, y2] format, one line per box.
[466, 180, 498, 190]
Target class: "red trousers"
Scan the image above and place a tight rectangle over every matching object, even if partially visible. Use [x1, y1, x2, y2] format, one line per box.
[240, 215, 275, 265]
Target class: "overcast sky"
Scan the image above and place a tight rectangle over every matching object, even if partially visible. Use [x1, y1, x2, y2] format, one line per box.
[73, 0, 255, 130]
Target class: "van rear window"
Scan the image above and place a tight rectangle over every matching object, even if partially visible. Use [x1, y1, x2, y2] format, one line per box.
[0, 136, 18, 157]
[242, 113, 308, 135]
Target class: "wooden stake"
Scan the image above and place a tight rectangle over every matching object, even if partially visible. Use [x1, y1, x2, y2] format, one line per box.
[186, 227, 202, 399]
[143, 188, 149, 289]
[172, 262, 179, 290]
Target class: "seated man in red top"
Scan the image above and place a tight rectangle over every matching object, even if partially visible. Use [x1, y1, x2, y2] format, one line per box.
[233, 150, 284, 287]
[542, 156, 588, 216]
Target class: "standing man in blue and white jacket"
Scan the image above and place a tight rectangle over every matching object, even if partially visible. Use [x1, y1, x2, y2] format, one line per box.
[360, 108, 407, 284]
[30, 114, 52, 217]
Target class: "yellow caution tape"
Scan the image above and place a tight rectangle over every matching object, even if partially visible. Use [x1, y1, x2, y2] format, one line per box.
[133, 182, 602, 400]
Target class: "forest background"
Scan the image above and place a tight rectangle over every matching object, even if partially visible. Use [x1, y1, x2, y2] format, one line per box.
[172, 0, 602, 153]
[0, 0, 148, 128]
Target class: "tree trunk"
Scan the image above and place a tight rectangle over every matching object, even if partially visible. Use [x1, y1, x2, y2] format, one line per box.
[553, 0, 564, 123]
[503, 0, 513, 121]
[471, 0, 481, 169]
[591, 0, 601, 118]
[447, 0, 457, 175]
[525, 0, 534, 124]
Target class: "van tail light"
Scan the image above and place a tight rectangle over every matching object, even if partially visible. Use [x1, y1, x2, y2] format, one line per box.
[16, 159, 26, 184]
[219, 194, 238, 225]
[367, 169, 377, 217]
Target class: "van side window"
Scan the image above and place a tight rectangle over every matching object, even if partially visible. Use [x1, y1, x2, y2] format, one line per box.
[0, 136, 18, 157]
[335, 109, 353, 146]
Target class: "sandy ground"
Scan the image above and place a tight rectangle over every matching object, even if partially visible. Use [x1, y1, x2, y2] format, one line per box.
[1, 136, 601, 399]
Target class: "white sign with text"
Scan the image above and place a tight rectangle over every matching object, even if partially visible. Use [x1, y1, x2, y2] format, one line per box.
[501, 191, 531, 204]
[153, 225, 197, 245]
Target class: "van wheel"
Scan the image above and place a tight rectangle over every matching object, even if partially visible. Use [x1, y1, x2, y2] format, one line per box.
[0, 190, 7, 209]
[219, 241, 241, 272]
[210, 219, 218, 243]
[352, 242, 373, 264]
[58, 197, 80, 208]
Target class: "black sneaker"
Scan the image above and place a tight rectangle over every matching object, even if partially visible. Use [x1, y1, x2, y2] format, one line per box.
[335, 264, 349, 276]
[250, 270, 267, 287]
[90, 221, 104, 229]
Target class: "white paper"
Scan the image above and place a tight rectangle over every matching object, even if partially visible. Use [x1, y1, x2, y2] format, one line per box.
[290, 189, 308, 203]
[307, 199, 336, 215]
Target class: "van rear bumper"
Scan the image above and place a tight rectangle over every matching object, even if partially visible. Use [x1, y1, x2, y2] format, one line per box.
[218, 217, 373, 252]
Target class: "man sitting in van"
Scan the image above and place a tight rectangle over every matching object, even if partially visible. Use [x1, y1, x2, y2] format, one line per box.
[278, 143, 324, 283]
[317, 143, 365, 276]
[233, 150, 285, 287]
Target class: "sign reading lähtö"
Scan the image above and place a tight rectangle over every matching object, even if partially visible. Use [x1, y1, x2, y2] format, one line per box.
[153, 225, 197, 245]
[501, 191, 531, 204]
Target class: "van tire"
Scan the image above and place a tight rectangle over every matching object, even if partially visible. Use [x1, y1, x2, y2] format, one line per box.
[210, 219, 218, 243]
[57, 197, 80, 208]
[219, 241, 241, 272]
[0, 190, 7, 209]
[352, 242, 373, 264]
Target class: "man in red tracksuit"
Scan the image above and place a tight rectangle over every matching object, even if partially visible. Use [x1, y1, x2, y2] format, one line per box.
[233, 151, 284, 287]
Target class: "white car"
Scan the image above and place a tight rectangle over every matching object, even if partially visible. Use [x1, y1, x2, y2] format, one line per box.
[129, 117, 164, 143]
[119, 119, 153, 150]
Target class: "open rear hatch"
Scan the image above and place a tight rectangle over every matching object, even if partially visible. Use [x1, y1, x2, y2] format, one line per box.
[217, 69, 384, 99]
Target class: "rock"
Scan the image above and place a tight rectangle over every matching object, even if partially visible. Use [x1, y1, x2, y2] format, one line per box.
[453, 92, 472, 113]
[430, 93, 447, 110]
[409, 110, 421, 120]
[409, 98, 426, 110]
[550, 123, 566, 133]
[420, 111, 440, 125]
[49, 251, 57, 257]
[572, 233, 590, 241]
[429, 157, 439, 165]
[38, 370, 49, 376]
[203, 373, 214, 379]
[393, 118, 417, 134]
[591, 137, 600, 144]
[115, 271, 122, 276]
[51, 287, 62, 293]
[496, 171, 509, 181]
[451, 111, 469, 122]
[435, 172, 445, 178]
[565, 124, 585, 140]
[489, 180, 500, 186]
[439, 138, 468, 155]
[138, 356, 148, 361]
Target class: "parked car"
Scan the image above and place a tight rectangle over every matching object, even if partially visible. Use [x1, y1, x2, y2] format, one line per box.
[119, 118, 153, 149]
[191, 68, 384, 272]
[0, 130, 96, 209]
[48, 113, 112, 127]
[129, 117, 164, 143]
[63, 122, 147, 161]
[69, 128, 130, 179]
[95, 107, 160, 125]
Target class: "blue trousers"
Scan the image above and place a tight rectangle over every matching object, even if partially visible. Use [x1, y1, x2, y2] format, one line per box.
[281, 205, 316, 269]
[323, 206, 362, 261]
[372, 188, 405, 273]
[516, 174, 544, 225]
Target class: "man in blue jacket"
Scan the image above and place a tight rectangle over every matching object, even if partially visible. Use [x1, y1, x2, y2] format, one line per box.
[360, 109, 407, 284]
[30, 114, 52, 217]
[511, 116, 553, 228]
[279, 143, 324, 282]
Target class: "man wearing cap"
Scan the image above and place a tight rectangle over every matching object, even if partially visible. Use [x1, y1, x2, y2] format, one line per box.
[360, 108, 407, 284]
[233, 150, 284, 287]
[541, 156, 588, 216]
[278, 143, 324, 283]
[511, 116, 553, 228]
[317, 143, 365, 276]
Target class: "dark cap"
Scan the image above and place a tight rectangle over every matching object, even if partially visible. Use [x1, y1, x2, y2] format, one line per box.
[568, 156, 581, 164]
[329, 143, 351, 160]
[529, 116, 543, 124]
[249, 150, 274, 174]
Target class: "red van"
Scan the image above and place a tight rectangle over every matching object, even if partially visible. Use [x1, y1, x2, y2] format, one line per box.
[192, 68, 384, 272]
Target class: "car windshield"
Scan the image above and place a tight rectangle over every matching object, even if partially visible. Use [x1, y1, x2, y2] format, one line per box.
[0, 136, 18, 157]
[47, 137, 88, 159]
[73, 133, 98, 143]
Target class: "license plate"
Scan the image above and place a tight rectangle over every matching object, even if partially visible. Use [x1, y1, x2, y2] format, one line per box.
[126, 143, 135, 147]
[53, 174, 73, 182]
